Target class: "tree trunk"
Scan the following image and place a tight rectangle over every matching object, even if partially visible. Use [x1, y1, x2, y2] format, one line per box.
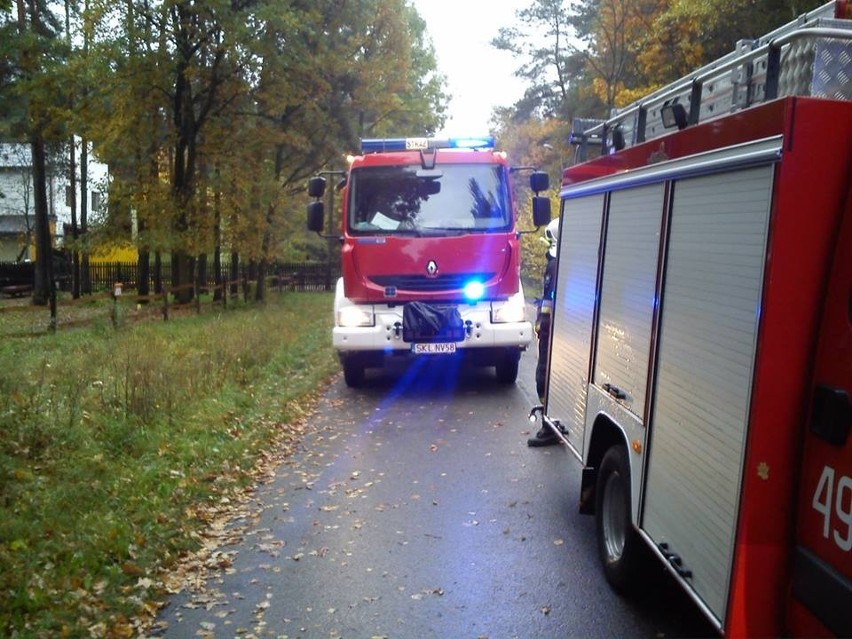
[31, 133, 54, 309]
[213, 246, 222, 301]
[171, 25, 196, 305]
[213, 163, 222, 301]
[256, 258, 267, 302]
[229, 251, 239, 296]
[172, 251, 194, 303]
[80, 138, 91, 295]
[154, 251, 162, 294]
[197, 253, 208, 294]
[256, 200, 276, 302]
[69, 139, 80, 298]
[16, 0, 51, 309]
[65, 0, 80, 299]
[138, 248, 150, 300]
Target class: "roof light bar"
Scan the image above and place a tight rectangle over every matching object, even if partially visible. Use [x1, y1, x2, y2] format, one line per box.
[448, 136, 494, 149]
[360, 136, 495, 154]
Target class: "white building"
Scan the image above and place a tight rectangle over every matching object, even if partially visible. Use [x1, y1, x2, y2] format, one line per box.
[0, 141, 108, 262]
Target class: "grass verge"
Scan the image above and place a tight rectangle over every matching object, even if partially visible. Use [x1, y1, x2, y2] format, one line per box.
[0, 293, 337, 638]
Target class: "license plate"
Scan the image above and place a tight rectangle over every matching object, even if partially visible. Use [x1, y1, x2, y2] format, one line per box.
[412, 342, 457, 355]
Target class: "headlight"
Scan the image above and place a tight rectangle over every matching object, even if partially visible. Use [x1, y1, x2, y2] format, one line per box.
[338, 306, 374, 327]
[492, 295, 527, 324]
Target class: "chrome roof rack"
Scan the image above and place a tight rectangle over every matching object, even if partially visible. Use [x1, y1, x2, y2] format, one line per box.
[573, 1, 852, 155]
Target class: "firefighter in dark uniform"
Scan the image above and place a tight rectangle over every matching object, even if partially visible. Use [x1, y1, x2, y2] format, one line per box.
[528, 219, 560, 447]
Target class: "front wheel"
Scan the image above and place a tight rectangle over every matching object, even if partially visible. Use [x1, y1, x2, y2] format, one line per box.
[495, 350, 520, 384]
[342, 357, 365, 388]
[595, 444, 642, 593]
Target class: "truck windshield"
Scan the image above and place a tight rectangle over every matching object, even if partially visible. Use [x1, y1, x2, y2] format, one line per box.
[348, 163, 511, 235]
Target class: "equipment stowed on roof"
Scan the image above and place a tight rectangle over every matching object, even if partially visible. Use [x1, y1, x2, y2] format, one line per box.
[571, 0, 852, 156]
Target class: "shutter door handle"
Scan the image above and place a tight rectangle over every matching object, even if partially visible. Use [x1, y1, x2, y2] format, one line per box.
[602, 383, 627, 400]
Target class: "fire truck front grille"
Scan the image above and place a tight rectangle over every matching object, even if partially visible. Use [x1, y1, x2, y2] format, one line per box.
[369, 273, 495, 292]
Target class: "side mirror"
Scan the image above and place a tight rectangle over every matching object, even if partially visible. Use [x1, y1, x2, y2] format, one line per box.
[420, 180, 441, 196]
[530, 171, 549, 194]
[307, 201, 325, 232]
[307, 176, 327, 198]
[532, 196, 551, 227]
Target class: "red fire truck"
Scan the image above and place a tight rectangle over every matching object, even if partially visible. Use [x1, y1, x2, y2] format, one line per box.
[307, 136, 551, 387]
[529, 1, 851, 636]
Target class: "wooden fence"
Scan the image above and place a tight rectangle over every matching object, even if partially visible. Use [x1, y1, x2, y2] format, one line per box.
[0, 260, 340, 295]
[0, 271, 335, 339]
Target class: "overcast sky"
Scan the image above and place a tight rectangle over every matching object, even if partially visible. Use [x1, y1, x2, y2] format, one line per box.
[410, 0, 529, 137]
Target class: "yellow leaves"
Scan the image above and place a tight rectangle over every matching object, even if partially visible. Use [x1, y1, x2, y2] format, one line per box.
[12, 468, 32, 482]
[120, 561, 144, 577]
[9, 538, 28, 551]
[107, 617, 136, 638]
[614, 85, 656, 108]
[584, 0, 720, 108]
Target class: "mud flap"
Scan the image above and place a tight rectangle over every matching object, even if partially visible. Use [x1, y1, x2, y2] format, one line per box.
[403, 301, 465, 342]
[579, 466, 596, 515]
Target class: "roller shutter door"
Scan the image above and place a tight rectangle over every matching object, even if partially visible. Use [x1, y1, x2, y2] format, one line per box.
[642, 165, 773, 624]
[593, 184, 664, 418]
[547, 194, 605, 454]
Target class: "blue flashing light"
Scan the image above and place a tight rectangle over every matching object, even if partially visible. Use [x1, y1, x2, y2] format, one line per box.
[463, 280, 486, 302]
[448, 136, 495, 149]
[360, 136, 495, 154]
[360, 138, 413, 153]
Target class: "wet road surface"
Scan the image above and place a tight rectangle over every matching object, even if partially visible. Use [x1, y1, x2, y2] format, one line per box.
[156, 350, 716, 638]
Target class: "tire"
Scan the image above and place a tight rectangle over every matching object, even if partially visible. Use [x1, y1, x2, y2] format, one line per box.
[495, 350, 520, 384]
[595, 444, 642, 594]
[342, 357, 365, 388]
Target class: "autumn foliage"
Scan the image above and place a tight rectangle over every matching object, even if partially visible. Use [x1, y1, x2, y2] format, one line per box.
[1, 0, 448, 303]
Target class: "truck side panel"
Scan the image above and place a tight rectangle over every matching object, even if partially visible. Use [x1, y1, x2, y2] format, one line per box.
[725, 99, 852, 638]
[547, 194, 605, 456]
[594, 184, 664, 419]
[788, 189, 852, 637]
[642, 165, 774, 624]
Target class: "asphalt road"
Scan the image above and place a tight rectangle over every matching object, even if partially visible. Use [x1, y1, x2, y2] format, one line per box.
[155, 349, 717, 639]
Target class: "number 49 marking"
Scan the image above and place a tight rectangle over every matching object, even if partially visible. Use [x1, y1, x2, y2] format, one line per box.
[812, 465, 852, 552]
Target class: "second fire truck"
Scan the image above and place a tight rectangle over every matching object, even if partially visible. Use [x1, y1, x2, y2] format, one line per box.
[308, 136, 550, 386]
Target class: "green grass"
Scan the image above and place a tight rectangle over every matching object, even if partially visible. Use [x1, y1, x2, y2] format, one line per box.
[0, 293, 338, 637]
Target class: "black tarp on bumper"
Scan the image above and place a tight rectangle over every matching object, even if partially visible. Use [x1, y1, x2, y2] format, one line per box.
[402, 301, 465, 342]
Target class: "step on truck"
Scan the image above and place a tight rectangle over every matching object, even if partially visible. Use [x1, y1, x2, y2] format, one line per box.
[307, 136, 551, 387]
[529, 1, 852, 636]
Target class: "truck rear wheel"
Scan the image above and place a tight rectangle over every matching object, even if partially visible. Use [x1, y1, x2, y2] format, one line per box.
[495, 350, 520, 384]
[595, 444, 642, 593]
[342, 357, 365, 388]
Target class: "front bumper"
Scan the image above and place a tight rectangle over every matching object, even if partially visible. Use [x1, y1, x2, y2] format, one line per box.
[333, 303, 532, 353]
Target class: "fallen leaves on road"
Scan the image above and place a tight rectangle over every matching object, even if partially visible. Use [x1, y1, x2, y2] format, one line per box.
[410, 587, 445, 600]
